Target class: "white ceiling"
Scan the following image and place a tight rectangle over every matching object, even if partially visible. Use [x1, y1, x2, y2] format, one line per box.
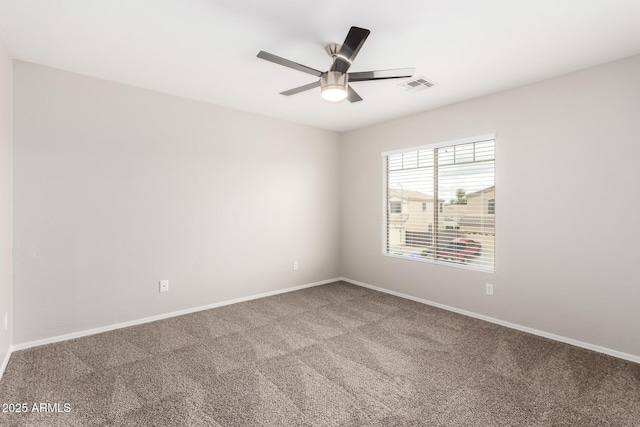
[1, 0, 639, 132]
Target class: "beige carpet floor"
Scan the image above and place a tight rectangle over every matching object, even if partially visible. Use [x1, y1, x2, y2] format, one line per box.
[1, 281, 639, 426]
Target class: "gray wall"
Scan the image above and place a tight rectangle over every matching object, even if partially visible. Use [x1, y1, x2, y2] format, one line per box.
[13, 62, 341, 345]
[340, 55, 640, 358]
[0, 38, 12, 368]
[10, 55, 640, 359]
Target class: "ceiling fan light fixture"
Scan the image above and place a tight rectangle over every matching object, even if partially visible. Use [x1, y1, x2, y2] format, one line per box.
[258, 26, 413, 103]
[321, 87, 347, 103]
[320, 71, 348, 103]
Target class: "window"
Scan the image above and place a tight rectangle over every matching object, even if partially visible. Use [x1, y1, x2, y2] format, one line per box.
[383, 135, 495, 272]
[488, 199, 495, 215]
[389, 201, 402, 214]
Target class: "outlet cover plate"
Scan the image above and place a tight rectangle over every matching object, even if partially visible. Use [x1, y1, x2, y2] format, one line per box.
[486, 283, 494, 296]
[159, 280, 169, 293]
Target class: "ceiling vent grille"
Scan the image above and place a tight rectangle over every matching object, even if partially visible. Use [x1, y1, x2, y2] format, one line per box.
[398, 76, 437, 93]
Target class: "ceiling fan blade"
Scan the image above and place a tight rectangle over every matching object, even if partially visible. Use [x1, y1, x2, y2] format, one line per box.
[257, 51, 323, 77]
[348, 68, 415, 82]
[347, 86, 363, 103]
[331, 26, 370, 73]
[280, 80, 321, 96]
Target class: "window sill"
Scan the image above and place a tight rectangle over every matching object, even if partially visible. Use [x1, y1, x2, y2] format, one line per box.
[383, 252, 495, 274]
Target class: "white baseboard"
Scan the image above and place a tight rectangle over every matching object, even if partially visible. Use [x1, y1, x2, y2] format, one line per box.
[9, 276, 639, 366]
[340, 277, 640, 365]
[0, 347, 11, 380]
[12, 278, 340, 352]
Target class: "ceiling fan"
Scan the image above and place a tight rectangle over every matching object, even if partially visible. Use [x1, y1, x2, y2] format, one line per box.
[257, 26, 415, 103]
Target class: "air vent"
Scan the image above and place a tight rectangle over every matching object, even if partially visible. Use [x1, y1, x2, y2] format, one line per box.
[398, 76, 437, 93]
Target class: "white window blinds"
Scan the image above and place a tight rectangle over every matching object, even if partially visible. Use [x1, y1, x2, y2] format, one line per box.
[383, 135, 495, 272]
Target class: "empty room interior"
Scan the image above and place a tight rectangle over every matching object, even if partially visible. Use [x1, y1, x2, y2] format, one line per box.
[1, 1, 640, 425]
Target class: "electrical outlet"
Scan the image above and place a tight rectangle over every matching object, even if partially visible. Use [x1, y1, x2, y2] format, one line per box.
[293, 261, 299, 271]
[159, 280, 169, 293]
[486, 283, 494, 296]
[3, 312, 7, 330]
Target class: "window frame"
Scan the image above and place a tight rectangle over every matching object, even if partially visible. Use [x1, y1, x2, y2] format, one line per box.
[381, 134, 496, 273]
